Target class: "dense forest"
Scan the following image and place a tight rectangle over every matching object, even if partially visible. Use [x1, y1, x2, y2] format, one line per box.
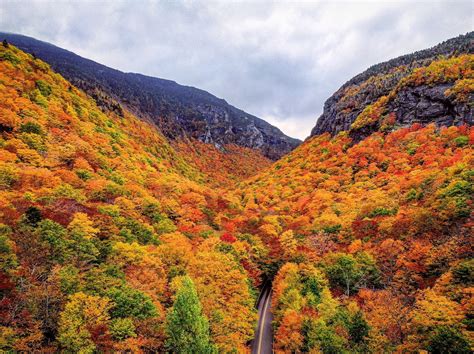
[0, 39, 472, 353]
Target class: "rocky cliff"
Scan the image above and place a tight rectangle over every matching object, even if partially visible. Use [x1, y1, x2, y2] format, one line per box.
[311, 32, 473, 140]
[1, 33, 301, 160]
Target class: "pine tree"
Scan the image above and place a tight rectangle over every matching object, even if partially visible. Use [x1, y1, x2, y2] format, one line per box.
[166, 276, 216, 353]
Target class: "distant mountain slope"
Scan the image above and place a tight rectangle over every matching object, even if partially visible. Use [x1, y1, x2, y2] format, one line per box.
[311, 32, 473, 140]
[0, 32, 300, 160]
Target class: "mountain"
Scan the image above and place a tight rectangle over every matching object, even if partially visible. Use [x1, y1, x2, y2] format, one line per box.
[227, 35, 473, 352]
[0, 32, 301, 160]
[0, 43, 257, 352]
[237, 123, 473, 352]
[1, 35, 472, 354]
[311, 32, 473, 141]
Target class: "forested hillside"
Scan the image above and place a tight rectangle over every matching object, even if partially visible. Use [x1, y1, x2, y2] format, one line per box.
[234, 123, 473, 352]
[0, 43, 259, 352]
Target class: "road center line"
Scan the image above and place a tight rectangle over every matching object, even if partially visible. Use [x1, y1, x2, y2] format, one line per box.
[257, 289, 271, 354]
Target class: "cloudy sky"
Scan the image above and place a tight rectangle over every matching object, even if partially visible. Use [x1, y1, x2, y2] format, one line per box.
[1, 0, 472, 139]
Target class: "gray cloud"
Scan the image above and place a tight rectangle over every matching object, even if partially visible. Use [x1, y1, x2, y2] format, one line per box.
[0, 0, 472, 139]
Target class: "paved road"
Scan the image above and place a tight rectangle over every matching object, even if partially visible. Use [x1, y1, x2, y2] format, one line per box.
[251, 284, 273, 354]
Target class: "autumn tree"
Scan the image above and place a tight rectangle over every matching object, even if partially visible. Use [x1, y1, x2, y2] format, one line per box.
[274, 309, 304, 352]
[0, 224, 17, 272]
[57, 292, 111, 353]
[323, 252, 381, 296]
[302, 318, 346, 353]
[188, 247, 256, 351]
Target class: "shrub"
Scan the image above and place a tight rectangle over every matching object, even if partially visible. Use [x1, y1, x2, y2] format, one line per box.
[109, 318, 136, 340]
[106, 286, 157, 319]
[351, 96, 388, 130]
[427, 326, 471, 354]
[20, 121, 44, 135]
[35, 80, 52, 97]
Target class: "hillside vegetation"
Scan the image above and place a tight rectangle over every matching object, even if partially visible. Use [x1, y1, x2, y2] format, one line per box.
[0, 43, 472, 353]
[0, 44, 259, 352]
[234, 123, 473, 352]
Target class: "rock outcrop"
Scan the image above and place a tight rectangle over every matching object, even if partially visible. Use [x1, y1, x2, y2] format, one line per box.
[311, 32, 473, 140]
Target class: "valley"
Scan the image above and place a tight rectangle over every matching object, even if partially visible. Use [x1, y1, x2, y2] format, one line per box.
[0, 31, 472, 353]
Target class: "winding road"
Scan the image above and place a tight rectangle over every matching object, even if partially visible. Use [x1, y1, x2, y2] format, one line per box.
[251, 283, 273, 354]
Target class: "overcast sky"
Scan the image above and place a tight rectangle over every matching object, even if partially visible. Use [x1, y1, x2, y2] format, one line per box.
[1, 0, 472, 139]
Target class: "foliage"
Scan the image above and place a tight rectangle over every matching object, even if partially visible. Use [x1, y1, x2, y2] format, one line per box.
[351, 96, 388, 130]
[106, 286, 157, 320]
[175, 139, 271, 188]
[166, 276, 216, 353]
[323, 252, 381, 295]
[238, 123, 472, 351]
[109, 318, 136, 341]
[0, 41, 472, 354]
[0, 45, 258, 352]
[303, 318, 347, 354]
[0, 224, 17, 271]
[351, 54, 473, 130]
[57, 292, 111, 353]
[427, 326, 471, 354]
[452, 260, 474, 285]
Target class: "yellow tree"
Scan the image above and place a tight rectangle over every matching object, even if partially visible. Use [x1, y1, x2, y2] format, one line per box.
[188, 250, 256, 352]
[68, 212, 100, 266]
[58, 292, 111, 353]
[280, 230, 297, 260]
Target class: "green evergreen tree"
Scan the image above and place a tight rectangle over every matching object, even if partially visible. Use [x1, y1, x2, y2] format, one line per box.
[166, 276, 216, 353]
[348, 311, 370, 344]
[427, 326, 471, 354]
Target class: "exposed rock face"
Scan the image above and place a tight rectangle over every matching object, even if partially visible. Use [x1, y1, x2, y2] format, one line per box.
[311, 32, 474, 139]
[1, 33, 300, 160]
[389, 84, 471, 127]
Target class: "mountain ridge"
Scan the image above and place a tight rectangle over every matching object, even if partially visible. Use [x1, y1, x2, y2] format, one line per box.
[311, 32, 473, 139]
[0, 32, 300, 160]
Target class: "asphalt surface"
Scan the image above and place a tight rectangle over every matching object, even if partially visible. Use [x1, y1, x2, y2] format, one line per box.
[251, 284, 273, 354]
